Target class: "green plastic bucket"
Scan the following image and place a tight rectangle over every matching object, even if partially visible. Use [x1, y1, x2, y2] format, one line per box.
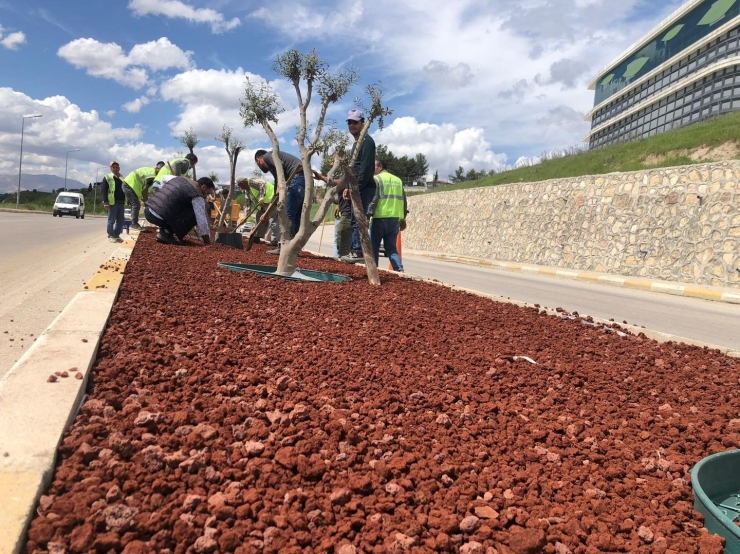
[691, 449, 740, 553]
[217, 263, 351, 282]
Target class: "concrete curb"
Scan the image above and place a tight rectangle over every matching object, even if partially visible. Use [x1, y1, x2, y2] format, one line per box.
[306, 247, 740, 359]
[0, 208, 107, 218]
[404, 249, 740, 305]
[0, 234, 138, 554]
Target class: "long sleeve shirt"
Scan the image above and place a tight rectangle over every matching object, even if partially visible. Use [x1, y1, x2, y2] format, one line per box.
[148, 196, 209, 236]
[350, 134, 376, 191]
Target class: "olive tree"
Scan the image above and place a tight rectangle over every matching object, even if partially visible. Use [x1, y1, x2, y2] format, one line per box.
[215, 125, 243, 231]
[176, 127, 200, 179]
[240, 49, 390, 283]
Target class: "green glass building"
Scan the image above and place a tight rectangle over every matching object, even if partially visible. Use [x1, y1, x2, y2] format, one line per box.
[586, 0, 740, 148]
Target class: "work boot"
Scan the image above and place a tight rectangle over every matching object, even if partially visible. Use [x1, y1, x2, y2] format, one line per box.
[108, 237, 119, 243]
[266, 246, 281, 255]
[156, 231, 176, 245]
[130, 223, 142, 230]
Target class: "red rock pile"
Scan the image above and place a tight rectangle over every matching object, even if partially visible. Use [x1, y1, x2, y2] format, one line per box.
[26, 231, 738, 553]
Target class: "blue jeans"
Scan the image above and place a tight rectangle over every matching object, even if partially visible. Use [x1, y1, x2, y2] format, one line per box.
[106, 203, 125, 238]
[286, 173, 305, 239]
[351, 185, 376, 253]
[370, 217, 402, 271]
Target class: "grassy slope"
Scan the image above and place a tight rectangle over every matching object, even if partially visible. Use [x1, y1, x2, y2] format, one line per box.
[425, 111, 740, 194]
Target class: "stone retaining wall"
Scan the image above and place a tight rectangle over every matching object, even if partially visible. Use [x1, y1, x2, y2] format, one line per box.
[404, 161, 740, 288]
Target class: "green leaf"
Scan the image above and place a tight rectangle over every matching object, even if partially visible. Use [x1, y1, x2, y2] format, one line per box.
[662, 24, 684, 42]
[698, 0, 737, 25]
[623, 57, 649, 78]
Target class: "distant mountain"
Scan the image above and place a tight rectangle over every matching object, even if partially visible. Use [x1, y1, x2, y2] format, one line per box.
[0, 174, 88, 194]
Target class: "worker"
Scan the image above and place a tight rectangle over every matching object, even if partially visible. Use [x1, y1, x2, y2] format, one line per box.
[367, 159, 407, 272]
[237, 177, 275, 243]
[313, 169, 351, 259]
[101, 161, 126, 243]
[341, 108, 376, 264]
[153, 153, 197, 185]
[143, 176, 215, 246]
[254, 149, 304, 254]
[121, 162, 164, 230]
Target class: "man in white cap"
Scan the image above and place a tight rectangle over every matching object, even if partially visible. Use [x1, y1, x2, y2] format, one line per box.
[102, 161, 126, 243]
[340, 108, 376, 263]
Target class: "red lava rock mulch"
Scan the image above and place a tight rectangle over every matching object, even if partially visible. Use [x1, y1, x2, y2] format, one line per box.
[25, 230, 740, 553]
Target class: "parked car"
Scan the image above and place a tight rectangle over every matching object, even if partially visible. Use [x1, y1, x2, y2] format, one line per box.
[52, 192, 85, 218]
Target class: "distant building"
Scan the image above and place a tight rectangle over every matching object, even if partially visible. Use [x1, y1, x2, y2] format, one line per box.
[425, 179, 452, 187]
[585, 0, 740, 149]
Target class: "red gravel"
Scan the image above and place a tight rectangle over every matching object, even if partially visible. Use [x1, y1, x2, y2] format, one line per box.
[26, 230, 739, 553]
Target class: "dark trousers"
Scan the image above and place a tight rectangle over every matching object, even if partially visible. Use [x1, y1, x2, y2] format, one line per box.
[336, 215, 352, 257]
[122, 183, 140, 225]
[370, 217, 403, 271]
[144, 207, 173, 234]
[350, 185, 376, 254]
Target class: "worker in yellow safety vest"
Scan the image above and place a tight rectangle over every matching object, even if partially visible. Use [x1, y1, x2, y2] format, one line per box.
[237, 177, 275, 243]
[122, 162, 164, 229]
[102, 161, 126, 243]
[366, 159, 408, 272]
[154, 153, 197, 184]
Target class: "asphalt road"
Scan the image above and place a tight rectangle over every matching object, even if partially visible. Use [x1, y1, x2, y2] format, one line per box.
[0, 212, 117, 380]
[305, 229, 740, 352]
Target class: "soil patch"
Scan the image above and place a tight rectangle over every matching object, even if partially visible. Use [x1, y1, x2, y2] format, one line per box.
[644, 140, 739, 166]
[25, 230, 738, 553]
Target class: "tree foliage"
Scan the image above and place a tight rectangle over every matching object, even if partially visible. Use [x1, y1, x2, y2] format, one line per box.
[375, 145, 428, 185]
[176, 127, 200, 179]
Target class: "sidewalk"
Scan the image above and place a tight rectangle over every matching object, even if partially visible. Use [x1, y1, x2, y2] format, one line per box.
[0, 233, 137, 554]
[403, 248, 740, 305]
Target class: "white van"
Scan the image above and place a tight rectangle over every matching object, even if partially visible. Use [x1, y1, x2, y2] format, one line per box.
[52, 192, 86, 219]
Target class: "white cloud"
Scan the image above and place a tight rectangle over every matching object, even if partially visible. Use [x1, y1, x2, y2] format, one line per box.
[373, 116, 508, 178]
[250, 0, 679, 156]
[0, 30, 26, 50]
[422, 61, 474, 88]
[250, 1, 363, 36]
[57, 37, 193, 89]
[128, 0, 241, 33]
[105, 110, 116, 117]
[128, 37, 194, 72]
[122, 96, 151, 113]
[0, 87, 148, 187]
[159, 68, 305, 146]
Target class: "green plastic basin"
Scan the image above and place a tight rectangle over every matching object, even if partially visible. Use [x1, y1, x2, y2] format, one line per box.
[217, 263, 351, 282]
[691, 449, 740, 553]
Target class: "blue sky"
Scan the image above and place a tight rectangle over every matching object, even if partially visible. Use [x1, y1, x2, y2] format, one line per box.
[0, 0, 682, 190]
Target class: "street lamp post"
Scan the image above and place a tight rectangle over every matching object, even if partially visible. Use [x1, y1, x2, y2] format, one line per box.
[64, 148, 80, 191]
[16, 114, 43, 209]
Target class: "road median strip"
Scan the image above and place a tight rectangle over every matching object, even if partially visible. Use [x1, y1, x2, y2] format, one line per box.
[0, 233, 137, 554]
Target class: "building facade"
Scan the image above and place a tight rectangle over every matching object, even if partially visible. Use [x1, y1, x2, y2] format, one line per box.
[586, 0, 740, 149]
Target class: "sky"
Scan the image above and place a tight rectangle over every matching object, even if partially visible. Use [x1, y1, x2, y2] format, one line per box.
[0, 0, 684, 189]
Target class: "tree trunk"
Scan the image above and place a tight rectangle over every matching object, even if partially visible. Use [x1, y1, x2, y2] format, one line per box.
[216, 158, 238, 231]
[345, 169, 380, 285]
